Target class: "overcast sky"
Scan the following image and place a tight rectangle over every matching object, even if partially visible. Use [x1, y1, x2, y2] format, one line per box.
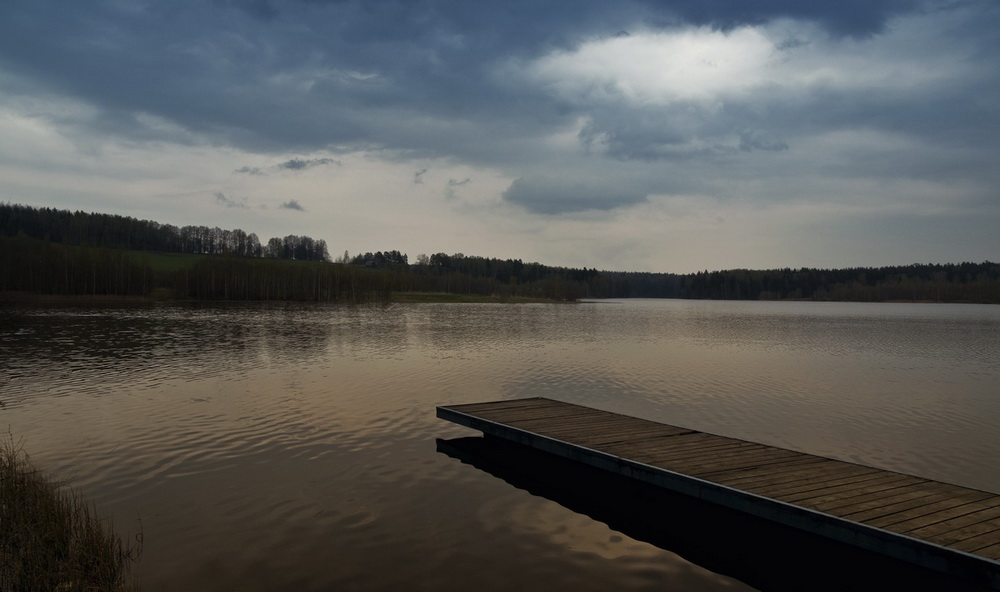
[2, 0, 997, 273]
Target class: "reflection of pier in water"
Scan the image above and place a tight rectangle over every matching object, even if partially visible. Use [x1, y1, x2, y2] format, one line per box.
[437, 398, 1000, 591]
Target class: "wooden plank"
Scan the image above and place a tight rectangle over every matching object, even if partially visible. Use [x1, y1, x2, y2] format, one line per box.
[449, 398, 558, 414]
[570, 427, 696, 447]
[713, 457, 851, 492]
[634, 437, 768, 460]
[463, 400, 587, 417]
[952, 524, 1000, 553]
[849, 485, 993, 524]
[609, 430, 737, 449]
[906, 505, 1000, 540]
[437, 398, 1000, 589]
[926, 516, 1000, 548]
[793, 479, 928, 515]
[671, 453, 809, 477]
[636, 436, 772, 456]
[505, 415, 664, 435]
[685, 460, 834, 488]
[643, 449, 798, 476]
[518, 415, 664, 433]
[665, 449, 815, 476]
[779, 473, 920, 505]
[479, 408, 602, 423]
[815, 483, 955, 519]
[881, 497, 1000, 532]
[749, 466, 895, 498]
[978, 543, 1000, 562]
[704, 456, 836, 485]
[612, 436, 759, 461]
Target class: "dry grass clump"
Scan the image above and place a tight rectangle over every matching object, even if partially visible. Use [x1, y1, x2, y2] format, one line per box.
[0, 436, 141, 592]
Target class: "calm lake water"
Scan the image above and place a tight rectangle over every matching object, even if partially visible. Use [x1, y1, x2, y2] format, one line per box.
[2, 299, 999, 591]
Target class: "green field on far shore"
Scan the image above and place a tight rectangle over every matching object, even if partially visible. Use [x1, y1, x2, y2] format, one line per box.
[126, 251, 203, 273]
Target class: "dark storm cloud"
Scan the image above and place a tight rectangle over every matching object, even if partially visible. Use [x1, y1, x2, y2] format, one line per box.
[502, 177, 647, 215]
[738, 130, 789, 153]
[277, 158, 339, 171]
[578, 108, 740, 162]
[234, 159, 339, 175]
[231, 0, 280, 21]
[577, 100, 794, 162]
[640, 0, 914, 37]
[444, 177, 471, 201]
[279, 199, 305, 211]
[234, 166, 265, 176]
[215, 192, 249, 208]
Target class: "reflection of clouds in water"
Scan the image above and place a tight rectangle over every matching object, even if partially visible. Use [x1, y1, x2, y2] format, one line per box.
[677, 301, 1000, 367]
[414, 304, 547, 354]
[475, 496, 752, 591]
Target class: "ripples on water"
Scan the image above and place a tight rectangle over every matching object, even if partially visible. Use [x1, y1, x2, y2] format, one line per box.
[1, 300, 998, 591]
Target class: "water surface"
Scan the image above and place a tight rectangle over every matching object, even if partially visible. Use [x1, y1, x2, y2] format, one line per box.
[2, 299, 998, 590]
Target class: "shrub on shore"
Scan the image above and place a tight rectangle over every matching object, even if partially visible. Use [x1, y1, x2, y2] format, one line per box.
[0, 436, 141, 592]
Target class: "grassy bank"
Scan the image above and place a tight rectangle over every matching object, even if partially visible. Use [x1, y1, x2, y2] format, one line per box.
[0, 437, 141, 592]
[126, 250, 203, 273]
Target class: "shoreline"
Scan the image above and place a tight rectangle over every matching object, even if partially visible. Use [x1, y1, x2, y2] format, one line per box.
[2, 290, 995, 308]
[0, 291, 570, 307]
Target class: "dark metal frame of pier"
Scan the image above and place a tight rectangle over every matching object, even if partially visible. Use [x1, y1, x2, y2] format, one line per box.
[437, 397, 1000, 590]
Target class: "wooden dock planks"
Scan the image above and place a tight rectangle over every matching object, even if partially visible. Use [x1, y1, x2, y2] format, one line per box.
[438, 397, 1000, 588]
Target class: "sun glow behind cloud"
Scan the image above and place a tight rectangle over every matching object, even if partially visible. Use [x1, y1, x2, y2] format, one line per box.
[523, 17, 969, 109]
[529, 27, 776, 104]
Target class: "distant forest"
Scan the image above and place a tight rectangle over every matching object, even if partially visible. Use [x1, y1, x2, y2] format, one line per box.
[2, 202, 998, 303]
[0, 202, 329, 261]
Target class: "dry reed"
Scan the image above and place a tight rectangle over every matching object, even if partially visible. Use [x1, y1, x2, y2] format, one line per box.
[0, 435, 141, 592]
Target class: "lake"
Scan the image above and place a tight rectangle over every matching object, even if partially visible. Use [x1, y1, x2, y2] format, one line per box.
[2, 299, 999, 591]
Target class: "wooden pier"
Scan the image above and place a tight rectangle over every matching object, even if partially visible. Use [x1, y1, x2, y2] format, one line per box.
[437, 397, 1000, 589]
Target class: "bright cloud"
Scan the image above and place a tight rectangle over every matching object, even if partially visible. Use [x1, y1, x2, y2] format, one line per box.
[525, 18, 970, 110]
[528, 28, 776, 104]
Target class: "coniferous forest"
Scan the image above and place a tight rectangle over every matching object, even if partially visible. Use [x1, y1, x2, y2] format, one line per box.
[2, 202, 998, 303]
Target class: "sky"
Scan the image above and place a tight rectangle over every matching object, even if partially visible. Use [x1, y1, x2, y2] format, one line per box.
[1, 0, 998, 273]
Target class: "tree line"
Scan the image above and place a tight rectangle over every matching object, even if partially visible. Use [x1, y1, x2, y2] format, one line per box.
[673, 264, 1000, 303]
[2, 202, 998, 303]
[0, 233, 394, 302]
[348, 254, 1000, 304]
[348, 251, 601, 301]
[1, 233, 152, 297]
[0, 203, 328, 261]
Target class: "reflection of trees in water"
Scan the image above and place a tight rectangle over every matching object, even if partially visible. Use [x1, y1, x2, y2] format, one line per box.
[416, 303, 604, 354]
[258, 304, 338, 363]
[0, 305, 340, 401]
[0, 303, 463, 403]
[323, 305, 410, 360]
